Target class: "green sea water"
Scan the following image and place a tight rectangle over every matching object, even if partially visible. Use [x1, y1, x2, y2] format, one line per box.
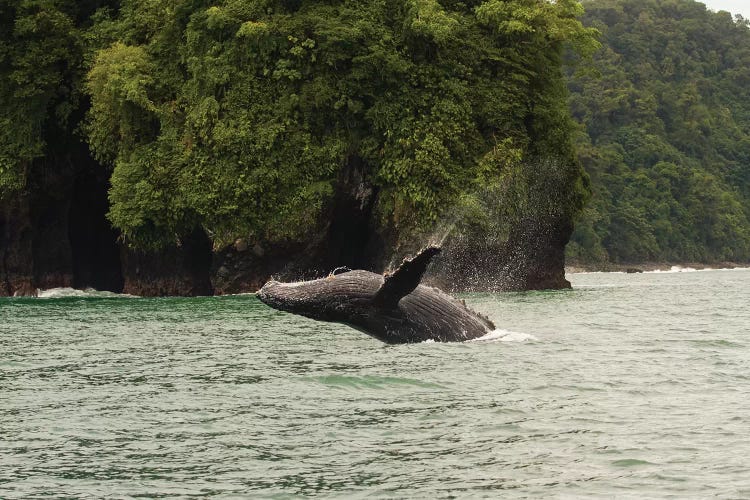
[2, 269, 749, 498]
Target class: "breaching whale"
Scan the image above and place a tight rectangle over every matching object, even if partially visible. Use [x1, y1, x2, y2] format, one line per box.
[257, 247, 495, 343]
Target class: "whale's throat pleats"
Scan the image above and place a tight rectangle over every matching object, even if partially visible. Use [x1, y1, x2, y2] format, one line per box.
[372, 246, 441, 309]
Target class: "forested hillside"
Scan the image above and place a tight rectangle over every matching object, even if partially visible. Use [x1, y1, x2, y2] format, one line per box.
[1, 0, 595, 295]
[567, 0, 750, 264]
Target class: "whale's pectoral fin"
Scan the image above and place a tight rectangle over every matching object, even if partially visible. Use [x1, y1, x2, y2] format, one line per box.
[373, 246, 441, 308]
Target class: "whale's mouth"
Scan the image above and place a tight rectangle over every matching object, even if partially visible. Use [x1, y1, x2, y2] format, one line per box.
[257, 280, 326, 314]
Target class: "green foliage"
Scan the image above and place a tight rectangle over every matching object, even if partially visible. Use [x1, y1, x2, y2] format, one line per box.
[568, 0, 750, 263]
[0, 0, 117, 199]
[0, 0, 81, 197]
[85, 42, 159, 164]
[1, 0, 596, 253]
[83, 0, 595, 248]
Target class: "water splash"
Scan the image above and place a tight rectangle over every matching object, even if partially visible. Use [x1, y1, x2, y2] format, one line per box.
[37, 287, 139, 299]
[469, 329, 538, 342]
[647, 266, 697, 273]
[427, 222, 455, 248]
[416, 156, 576, 291]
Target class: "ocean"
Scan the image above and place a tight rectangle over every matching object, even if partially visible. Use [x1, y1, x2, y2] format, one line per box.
[2, 268, 749, 498]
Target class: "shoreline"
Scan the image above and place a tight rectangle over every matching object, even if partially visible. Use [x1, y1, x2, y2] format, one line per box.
[565, 261, 750, 274]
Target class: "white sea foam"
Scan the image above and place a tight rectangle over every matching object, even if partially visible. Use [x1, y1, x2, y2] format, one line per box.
[471, 329, 538, 343]
[646, 266, 697, 273]
[566, 271, 626, 275]
[569, 266, 750, 275]
[645, 265, 750, 273]
[417, 329, 537, 344]
[37, 287, 138, 299]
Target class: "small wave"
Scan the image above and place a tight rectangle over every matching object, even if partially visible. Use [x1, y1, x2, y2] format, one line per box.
[646, 266, 697, 273]
[646, 265, 750, 273]
[37, 287, 138, 299]
[569, 266, 750, 275]
[470, 329, 538, 343]
[311, 375, 445, 390]
[611, 458, 656, 467]
[567, 270, 626, 275]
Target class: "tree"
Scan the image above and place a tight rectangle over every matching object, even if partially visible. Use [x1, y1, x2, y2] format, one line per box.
[84, 0, 597, 249]
[568, 0, 750, 263]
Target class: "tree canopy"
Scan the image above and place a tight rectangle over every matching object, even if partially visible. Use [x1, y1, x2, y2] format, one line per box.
[81, 0, 594, 249]
[1, 0, 596, 258]
[567, 0, 750, 263]
[0, 0, 81, 196]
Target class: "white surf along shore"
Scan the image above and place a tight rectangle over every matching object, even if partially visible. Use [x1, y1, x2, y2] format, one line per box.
[566, 264, 750, 275]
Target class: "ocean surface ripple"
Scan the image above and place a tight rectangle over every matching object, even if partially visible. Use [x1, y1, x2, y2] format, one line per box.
[2, 269, 749, 498]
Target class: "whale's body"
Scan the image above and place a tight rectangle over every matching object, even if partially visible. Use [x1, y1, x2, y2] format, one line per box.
[258, 247, 495, 343]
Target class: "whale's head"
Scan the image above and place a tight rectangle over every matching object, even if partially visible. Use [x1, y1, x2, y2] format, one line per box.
[257, 270, 384, 322]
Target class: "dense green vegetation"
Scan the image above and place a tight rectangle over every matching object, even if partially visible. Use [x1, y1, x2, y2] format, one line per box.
[0, 0, 81, 196]
[2, 0, 595, 253]
[567, 0, 750, 264]
[6, 0, 750, 269]
[86, 0, 596, 248]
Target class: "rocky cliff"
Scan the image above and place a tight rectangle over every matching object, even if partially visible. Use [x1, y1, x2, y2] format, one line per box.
[1, 156, 572, 297]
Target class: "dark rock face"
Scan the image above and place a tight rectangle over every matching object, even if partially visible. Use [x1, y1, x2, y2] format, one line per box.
[210, 240, 304, 295]
[209, 158, 574, 294]
[0, 195, 36, 296]
[0, 171, 216, 298]
[68, 169, 124, 292]
[2, 149, 573, 296]
[0, 137, 216, 297]
[211, 214, 572, 295]
[0, 183, 214, 297]
[211, 155, 387, 295]
[321, 155, 380, 271]
[121, 228, 213, 297]
[2, 184, 571, 296]
[0, 126, 125, 296]
[0, 170, 79, 297]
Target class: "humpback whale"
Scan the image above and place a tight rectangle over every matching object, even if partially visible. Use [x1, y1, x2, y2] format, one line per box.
[257, 247, 495, 343]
